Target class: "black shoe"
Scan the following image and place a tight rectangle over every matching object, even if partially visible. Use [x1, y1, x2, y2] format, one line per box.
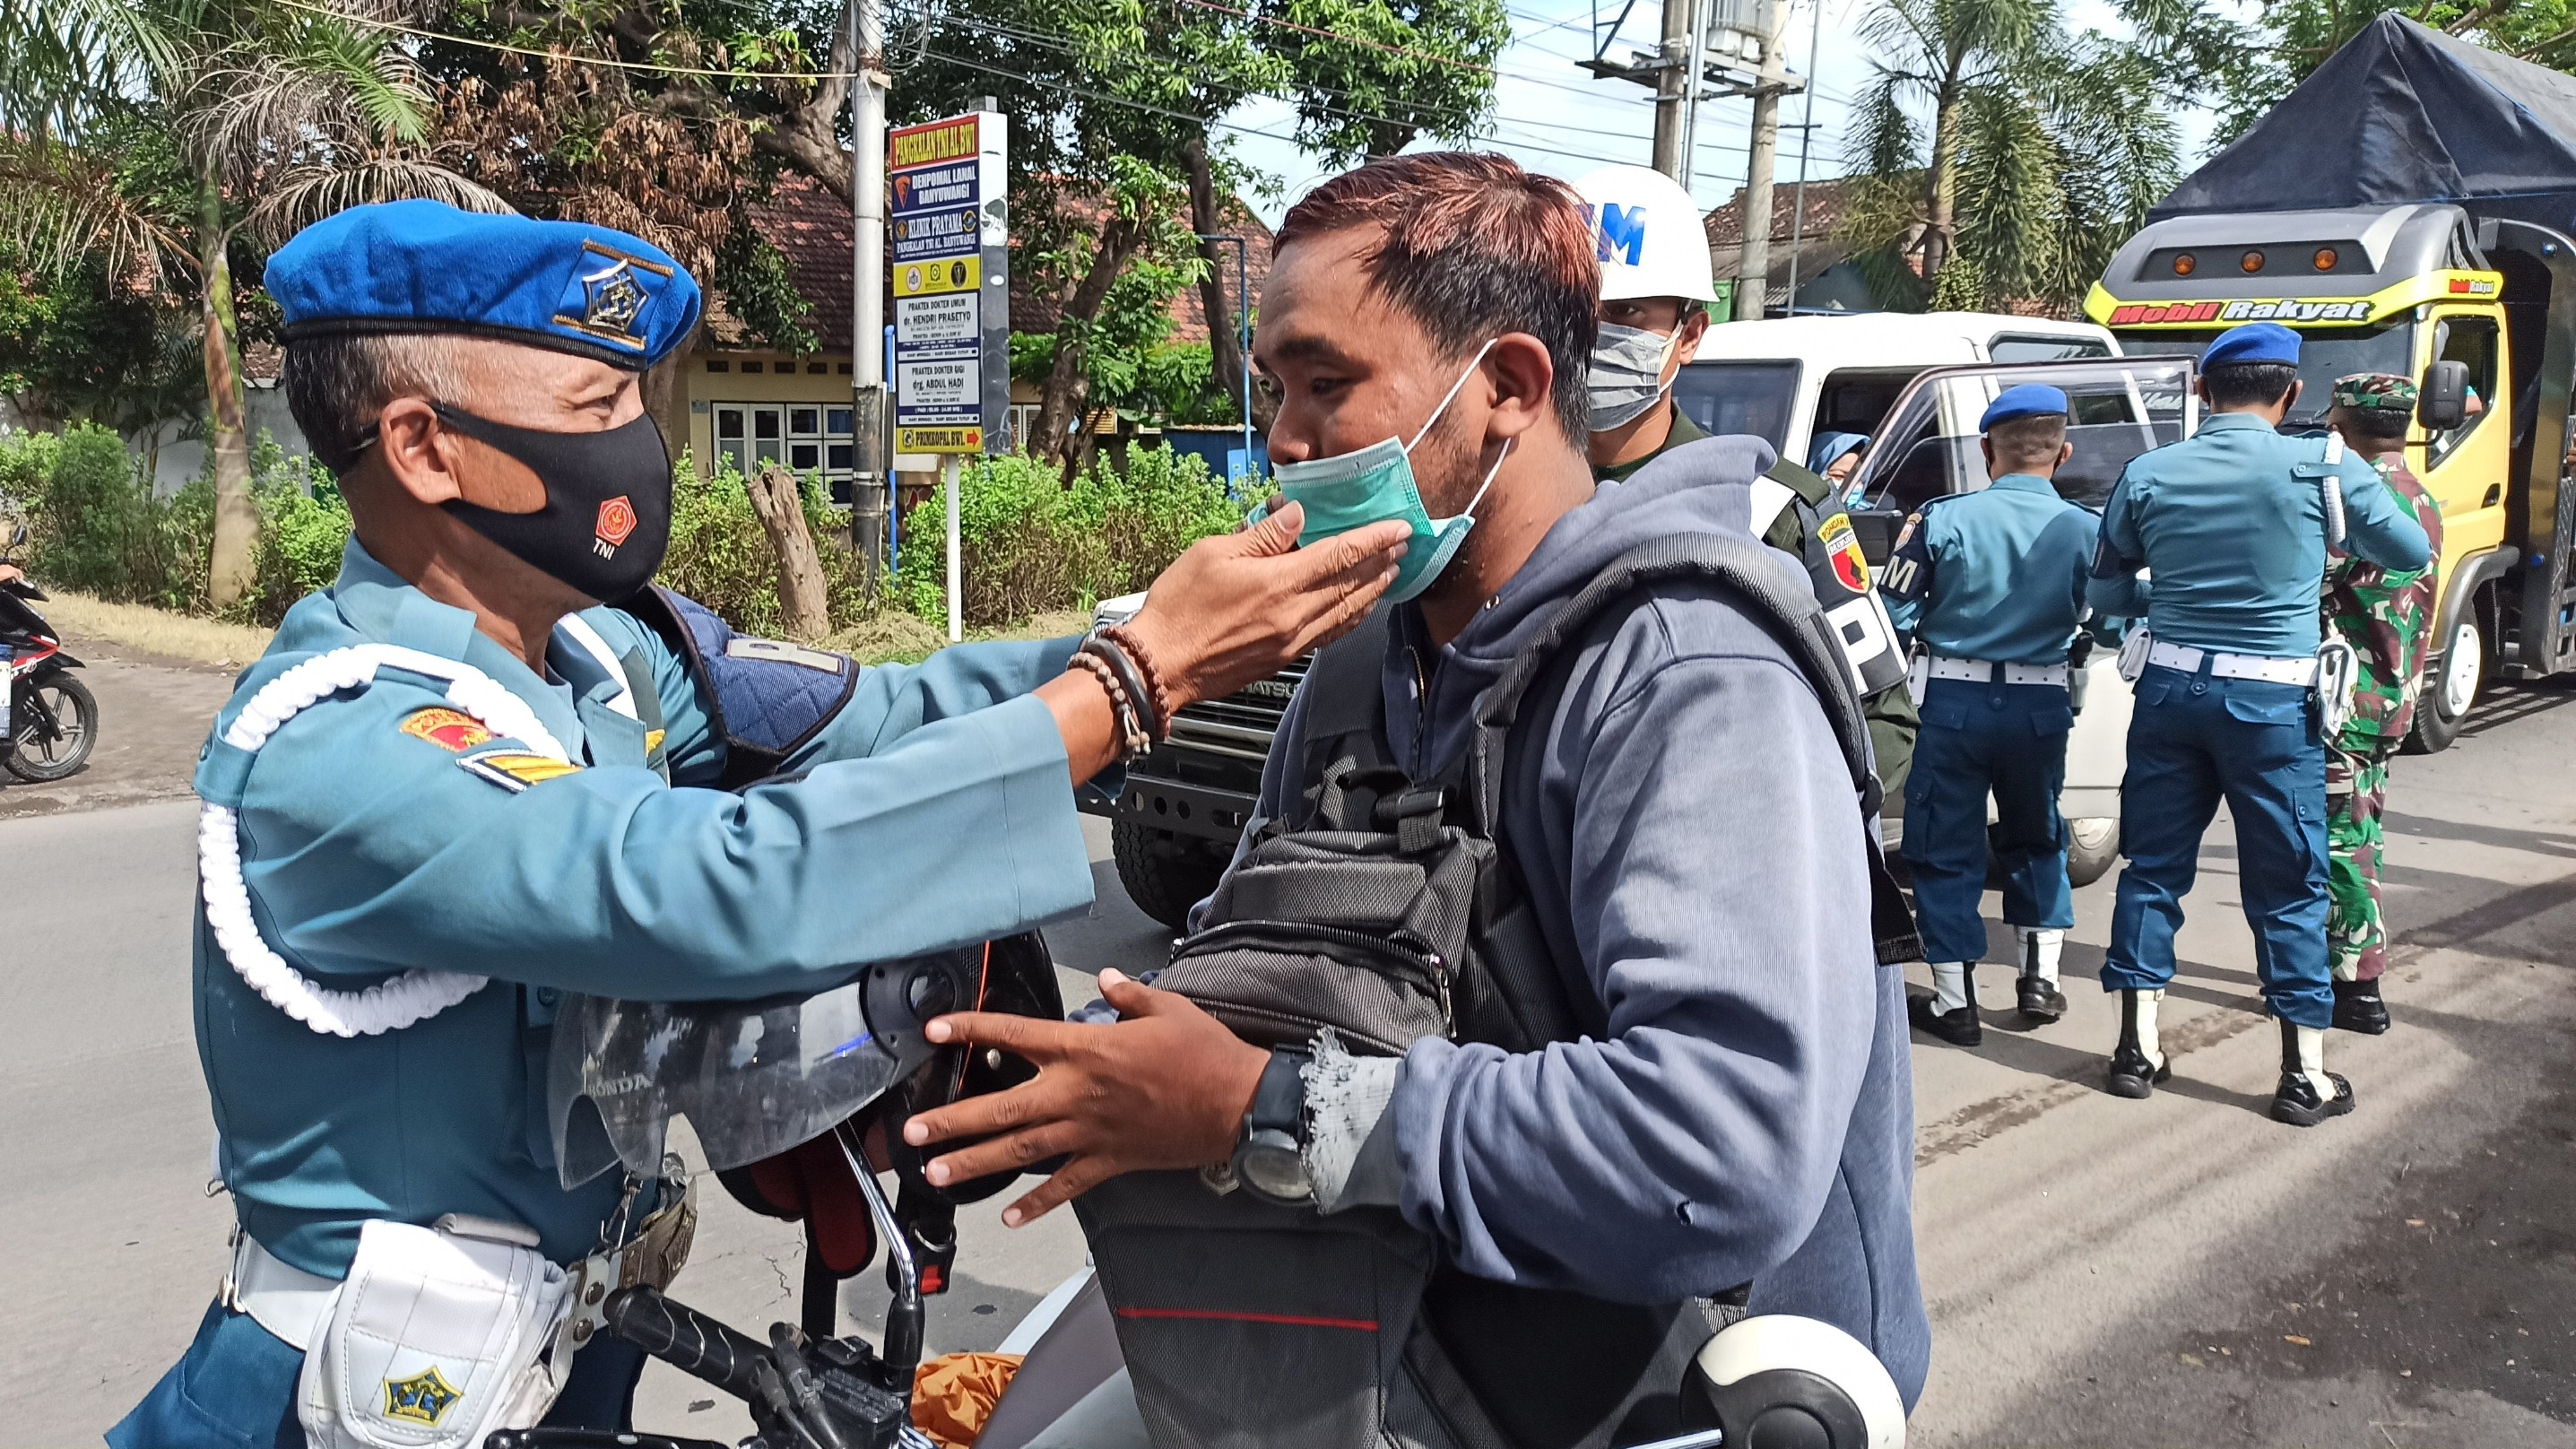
[2106, 1041, 2171, 1098]
[1908, 993, 1982, 1046]
[2271, 1070, 2356, 1126]
[2332, 978, 2390, 1035]
[2017, 974, 2068, 1022]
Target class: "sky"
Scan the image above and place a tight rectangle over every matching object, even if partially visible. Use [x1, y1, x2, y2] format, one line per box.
[1214, 0, 2237, 227]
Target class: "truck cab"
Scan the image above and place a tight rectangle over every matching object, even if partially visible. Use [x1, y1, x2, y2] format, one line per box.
[2084, 201, 2575, 749]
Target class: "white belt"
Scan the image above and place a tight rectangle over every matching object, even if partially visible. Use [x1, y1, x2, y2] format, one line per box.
[222, 1229, 340, 1351]
[221, 1219, 638, 1356]
[2145, 640, 2319, 686]
[1924, 655, 2069, 687]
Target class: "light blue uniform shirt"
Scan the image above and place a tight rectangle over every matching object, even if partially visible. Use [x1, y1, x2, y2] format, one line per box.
[2086, 413, 2431, 657]
[195, 541, 1097, 1277]
[1880, 473, 2106, 666]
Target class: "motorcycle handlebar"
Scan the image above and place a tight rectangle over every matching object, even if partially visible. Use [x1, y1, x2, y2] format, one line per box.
[603, 1286, 775, 1401]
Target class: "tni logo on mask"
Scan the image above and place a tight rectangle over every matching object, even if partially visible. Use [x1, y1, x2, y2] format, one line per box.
[595, 496, 637, 559]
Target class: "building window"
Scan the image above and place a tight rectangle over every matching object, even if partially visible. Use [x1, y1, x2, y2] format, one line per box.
[838, 362, 854, 375]
[711, 402, 859, 504]
[706, 360, 731, 373]
[742, 360, 763, 374]
[808, 362, 828, 375]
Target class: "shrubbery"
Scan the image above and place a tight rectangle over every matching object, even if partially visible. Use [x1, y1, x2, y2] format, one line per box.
[0, 424, 1245, 640]
[896, 444, 1242, 628]
[658, 453, 880, 638]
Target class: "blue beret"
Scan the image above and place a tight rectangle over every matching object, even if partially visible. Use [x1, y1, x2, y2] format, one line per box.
[1980, 384, 2069, 433]
[2200, 322, 2300, 369]
[265, 201, 702, 369]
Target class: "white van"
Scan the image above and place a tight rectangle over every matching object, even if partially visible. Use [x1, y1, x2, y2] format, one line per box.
[1676, 312, 2121, 475]
[1670, 315, 2151, 888]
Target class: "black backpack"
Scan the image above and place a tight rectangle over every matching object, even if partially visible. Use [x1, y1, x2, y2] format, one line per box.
[1074, 530, 1917, 1449]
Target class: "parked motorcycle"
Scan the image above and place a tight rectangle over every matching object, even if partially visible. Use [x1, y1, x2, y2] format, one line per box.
[1, 525, 94, 784]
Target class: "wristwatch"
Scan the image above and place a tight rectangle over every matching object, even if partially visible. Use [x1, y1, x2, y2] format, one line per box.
[1230, 1047, 1314, 1207]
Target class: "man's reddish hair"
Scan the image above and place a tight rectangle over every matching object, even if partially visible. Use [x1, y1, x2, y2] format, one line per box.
[1276, 152, 1599, 438]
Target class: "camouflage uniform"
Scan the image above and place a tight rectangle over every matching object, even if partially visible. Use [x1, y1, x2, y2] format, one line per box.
[2322, 375, 2443, 984]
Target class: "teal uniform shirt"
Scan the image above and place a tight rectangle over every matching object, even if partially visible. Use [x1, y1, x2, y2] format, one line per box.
[1881, 473, 2108, 665]
[195, 541, 1097, 1278]
[2087, 413, 2431, 657]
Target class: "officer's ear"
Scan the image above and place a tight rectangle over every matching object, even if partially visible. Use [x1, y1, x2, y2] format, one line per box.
[2057, 440, 2075, 468]
[1979, 437, 1995, 471]
[374, 396, 469, 508]
[2283, 377, 2303, 412]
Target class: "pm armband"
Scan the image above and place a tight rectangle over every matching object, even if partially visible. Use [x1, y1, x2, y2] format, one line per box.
[2089, 536, 2139, 580]
[1878, 512, 1932, 603]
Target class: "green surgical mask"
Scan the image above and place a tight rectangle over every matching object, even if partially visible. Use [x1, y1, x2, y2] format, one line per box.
[1272, 340, 1511, 603]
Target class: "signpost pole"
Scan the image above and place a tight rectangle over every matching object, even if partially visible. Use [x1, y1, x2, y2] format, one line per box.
[942, 454, 963, 642]
[849, 0, 889, 584]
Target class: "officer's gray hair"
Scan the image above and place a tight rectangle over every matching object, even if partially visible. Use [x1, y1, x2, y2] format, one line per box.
[278, 333, 468, 477]
[1987, 412, 2067, 471]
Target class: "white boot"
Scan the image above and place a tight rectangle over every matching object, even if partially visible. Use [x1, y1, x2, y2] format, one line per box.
[2271, 1019, 2355, 1126]
[2016, 927, 2064, 985]
[2108, 988, 2168, 1097]
[1930, 962, 1973, 1014]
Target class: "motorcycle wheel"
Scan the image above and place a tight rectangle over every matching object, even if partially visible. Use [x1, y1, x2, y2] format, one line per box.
[5, 672, 98, 782]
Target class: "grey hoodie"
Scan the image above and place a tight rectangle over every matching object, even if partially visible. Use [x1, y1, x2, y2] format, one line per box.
[1247, 434, 1931, 1404]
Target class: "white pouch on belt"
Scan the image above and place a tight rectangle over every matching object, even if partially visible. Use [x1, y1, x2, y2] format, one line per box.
[2115, 628, 2154, 683]
[2316, 638, 2359, 737]
[298, 1215, 574, 1449]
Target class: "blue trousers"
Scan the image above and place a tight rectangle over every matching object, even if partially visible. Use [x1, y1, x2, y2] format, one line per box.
[1899, 676, 2075, 964]
[108, 1300, 647, 1448]
[2103, 662, 2333, 1029]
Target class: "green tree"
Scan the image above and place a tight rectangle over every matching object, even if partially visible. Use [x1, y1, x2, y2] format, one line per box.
[1838, 0, 2180, 310]
[0, 0, 498, 607]
[2213, 2, 2576, 136]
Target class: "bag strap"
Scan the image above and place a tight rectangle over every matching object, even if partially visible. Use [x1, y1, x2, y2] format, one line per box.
[1290, 608, 1401, 832]
[1463, 532, 1922, 967]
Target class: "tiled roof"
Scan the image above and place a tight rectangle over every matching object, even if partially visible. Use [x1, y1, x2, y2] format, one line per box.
[1010, 188, 1273, 343]
[742, 172, 858, 351]
[1703, 175, 1852, 248]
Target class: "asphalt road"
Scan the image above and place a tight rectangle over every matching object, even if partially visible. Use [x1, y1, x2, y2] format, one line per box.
[6, 638, 2572, 1447]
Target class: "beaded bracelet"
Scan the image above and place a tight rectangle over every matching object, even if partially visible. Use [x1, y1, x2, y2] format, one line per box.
[1082, 631, 1168, 744]
[1098, 623, 1173, 738]
[1068, 650, 1152, 759]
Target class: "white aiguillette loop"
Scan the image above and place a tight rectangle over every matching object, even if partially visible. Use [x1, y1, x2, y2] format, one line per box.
[200, 643, 573, 1037]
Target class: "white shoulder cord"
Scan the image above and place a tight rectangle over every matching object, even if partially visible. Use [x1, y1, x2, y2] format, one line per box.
[199, 644, 574, 1038]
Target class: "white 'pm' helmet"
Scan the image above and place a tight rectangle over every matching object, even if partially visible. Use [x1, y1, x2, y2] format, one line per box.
[1572, 164, 1719, 305]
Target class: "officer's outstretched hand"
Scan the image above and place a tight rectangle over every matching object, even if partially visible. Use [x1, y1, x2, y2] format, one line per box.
[1120, 503, 1408, 709]
[900, 968, 1268, 1227]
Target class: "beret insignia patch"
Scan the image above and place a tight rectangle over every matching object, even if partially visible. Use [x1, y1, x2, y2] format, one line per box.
[551, 241, 674, 353]
[399, 707, 495, 754]
[458, 748, 585, 794]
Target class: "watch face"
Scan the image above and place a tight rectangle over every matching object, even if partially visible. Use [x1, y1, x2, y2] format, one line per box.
[1236, 1139, 1312, 1203]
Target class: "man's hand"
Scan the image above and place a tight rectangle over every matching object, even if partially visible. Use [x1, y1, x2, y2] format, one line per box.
[0, 563, 22, 587]
[902, 969, 1268, 1227]
[1120, 503, 1408, 709]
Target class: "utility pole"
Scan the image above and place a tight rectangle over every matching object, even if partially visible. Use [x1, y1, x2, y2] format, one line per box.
[849, 0, 890, 583]
[1650, 0, 1692, 183]
[1782, 0, 1825, 312]
[1732, 1, 1793, 322]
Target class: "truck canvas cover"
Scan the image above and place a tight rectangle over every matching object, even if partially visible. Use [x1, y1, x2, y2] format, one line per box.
[2155, 14, 2576, 227]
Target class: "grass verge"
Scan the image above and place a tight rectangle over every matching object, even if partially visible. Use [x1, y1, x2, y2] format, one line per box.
[822, 609, 1092, 667]
[39, 590, 271, 669]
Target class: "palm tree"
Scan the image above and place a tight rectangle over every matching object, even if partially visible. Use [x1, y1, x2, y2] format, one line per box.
[0, 0, 502, 608]
[1838, 0, 2179, 311]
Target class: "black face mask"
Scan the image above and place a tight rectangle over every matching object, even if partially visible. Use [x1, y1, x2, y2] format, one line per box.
[433, 403, 672, 603]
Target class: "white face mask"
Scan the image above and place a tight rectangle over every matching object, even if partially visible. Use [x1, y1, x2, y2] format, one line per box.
[1586, 322, 1681, 432]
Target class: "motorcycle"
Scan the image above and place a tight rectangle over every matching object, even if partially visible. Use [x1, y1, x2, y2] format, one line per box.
[492, 933, 1905, 1449]
[1, 525, 95, 785]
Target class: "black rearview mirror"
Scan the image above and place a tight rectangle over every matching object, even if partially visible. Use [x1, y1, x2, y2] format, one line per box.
[2419, 360, 2470, 432]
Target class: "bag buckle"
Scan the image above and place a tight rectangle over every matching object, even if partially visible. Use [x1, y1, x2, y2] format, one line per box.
[1375, 786, 1447, 852]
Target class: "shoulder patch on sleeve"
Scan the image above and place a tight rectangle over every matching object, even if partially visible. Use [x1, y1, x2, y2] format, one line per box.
[457, 748, 585, 794]
[399, 707, 497, 754]
[724, 637, 846, 672]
